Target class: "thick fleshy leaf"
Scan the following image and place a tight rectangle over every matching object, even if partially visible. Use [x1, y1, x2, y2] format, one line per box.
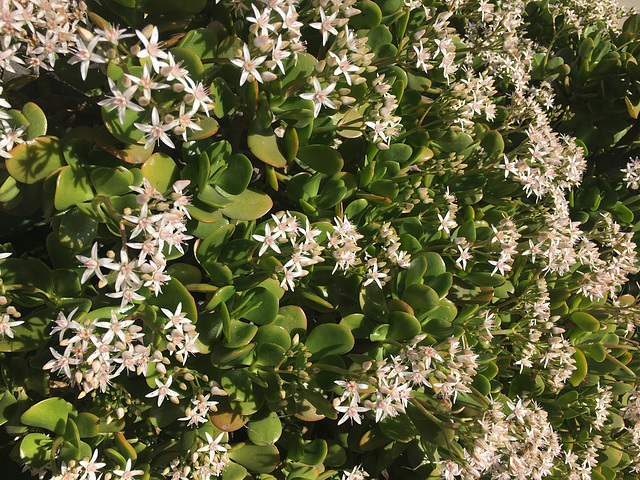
[424, 252, 447, 277]
[349, 0, 382, 28]
[90, 167, 134, 196]
[220, 188, 273, 221]
[6, 136, 65, 184]
[210, 77, 238, 118]
[403, 284, 439, 313]
[359, 282, 389, 323]
[222, 462, 247, 480]
[0, 392, 17, 426]
[20, 433, 53, 467]
[571, 312, 600, 332]
[305, 324, 354, 358]
[94, 126, 154, 164]
[75, 412, 100, 438]
[223, 320, 258, 348]
[241, 287, 279, 325]
[21, 102, 47, 139]
[339, 314, 374, 339]
[215, 153, 253, 195]
[387, 311, 422, 341]
[297, 145, 344, 175]
[141, 153, 180, 194]
[55, 165, 94, 211]
[54, 207, 98, 249]
[255, 325, 291, 349]
[300, 439, 328, 466]
[21, 397, 72, 434]
[0, 308, 52, 352]
[197, 223, 236, 265]
[570, 348, 588, 386]
[228, 443, 280, 473]
[178, 28, 218, 59]
[186, 115, 219, 141]
[101, 103, 146, 145]
[221, 369, 264, 414]
[247, 410, 283, 446]
[170, 47, 205, 81]
[248, 120, 287, 168]
[274, 306, 307, 336]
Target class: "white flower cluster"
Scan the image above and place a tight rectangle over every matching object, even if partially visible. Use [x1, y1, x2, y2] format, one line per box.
[0, 0, 86, 75]
[221, 0, 403, 146]
[445, 398, 562, 480]
[0, 251, 24, 340]
[77, 178, 193, 310]
[622, 156, 640, 190]
[576, 213, 638, 300]
[253, 212, 368, 290]
[363, 221, 411, 288]
[70, 23, 213, 149]
[333, 336, 479, 426]
[253, 211, 325, 291]
[448, 71, 498, 132]
[44, 307, 154, 396]
[44, 301, 198, 399]
[167, 431, 229, 480]
[411, 11, 460, 83]
[0, 94, 28, 159]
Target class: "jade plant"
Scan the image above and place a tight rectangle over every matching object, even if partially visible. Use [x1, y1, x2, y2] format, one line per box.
[2, 1, 640, 480]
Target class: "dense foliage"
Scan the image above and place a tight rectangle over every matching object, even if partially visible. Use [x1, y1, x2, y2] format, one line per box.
[2, 1, 640, 480]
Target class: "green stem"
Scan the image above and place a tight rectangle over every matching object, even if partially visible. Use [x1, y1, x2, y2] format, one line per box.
[409, 397, 444, 426]
[605, 353, 638, 380]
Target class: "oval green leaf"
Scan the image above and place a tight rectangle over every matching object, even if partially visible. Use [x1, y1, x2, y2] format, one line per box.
[297, 145, 344, 175]
[305, 324, 354, 358]
[6, 136, 65, 184]
[220, 188, 273, 221]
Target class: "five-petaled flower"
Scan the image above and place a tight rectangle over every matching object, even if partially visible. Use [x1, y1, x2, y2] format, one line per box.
[97, 78, 144, 126]
[146, 375, 180, 406]
[300, 77, 337, 118]
[68, 36, 106, 80]
[134, 107, 178, 149]
[230, 44, 266, 86]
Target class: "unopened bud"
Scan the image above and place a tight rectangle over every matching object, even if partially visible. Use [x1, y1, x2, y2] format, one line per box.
[140, 24, 155, 40]
[77, 26, 94, 43]
[262, 71, 277, 82]
[173, 82, 185, 93]
[138, 96, 150, 107]
[130, 45, 141, 56]
[116, 407, 125, 419]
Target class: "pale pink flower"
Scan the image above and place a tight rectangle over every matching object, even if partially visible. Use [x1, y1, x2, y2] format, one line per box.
[300, 77, 337, 117]
[310, 7, 338, 46]
[230, 44, 266, 86]
[68, 36, 106, 80]
[134, 107, 178, 149]
[98, 78, 144, 125]
[146, 375, 180, 406]
[136, 26, 168, 72]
